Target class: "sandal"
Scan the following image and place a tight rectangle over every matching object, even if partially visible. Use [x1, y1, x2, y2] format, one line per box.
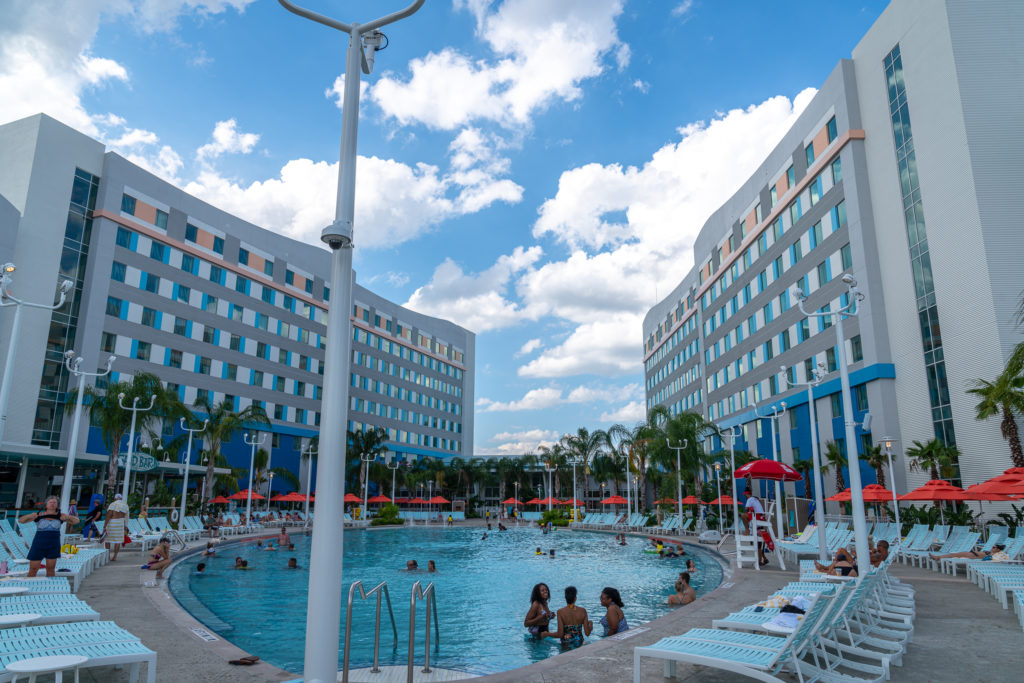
[229, 659, 255, 666]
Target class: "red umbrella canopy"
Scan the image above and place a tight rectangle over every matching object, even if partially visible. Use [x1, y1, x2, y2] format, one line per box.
[367, 495, 392, 503]
[734, 459, 803, 482]
[654, 497, 676, 505]
[501, 497, 523, 505]
[709, 495, 736, 505]
[408, 497, 428, 504]
[343, 493, 363, 503]
[860, 484, 897, 502]
[679, 495, 702, 505]
[524, 497, 542, 505]
[393, 497, 410, 504]
[957, 483, 1015, 501]
[970, 470, 1024, 495]
[269, 494, 291, 502]
[228, 489, 265, 500]
[281, 492, 308, 502]
[899, 479, 966, 501]
[561, 498, 584, 505]
[208, 495, 231, 504]
[427, 496, 450, 504]
[601, 495, 628, 505]
[535, 497, 559, 506]
[826, 488, 852, 502]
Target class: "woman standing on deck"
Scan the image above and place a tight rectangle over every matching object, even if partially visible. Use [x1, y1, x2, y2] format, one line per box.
[103, 493, 129, 561]
[19, 496, 79, 578]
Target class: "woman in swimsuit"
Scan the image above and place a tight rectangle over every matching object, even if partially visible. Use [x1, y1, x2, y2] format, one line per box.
[19, 496, 79, 578]
[599, 587, 629, 635]
[541, 586, 593, 649]
[814, 546, 858, 577]
[931, 544, 1005, 562]
[523, 583, 555, 637]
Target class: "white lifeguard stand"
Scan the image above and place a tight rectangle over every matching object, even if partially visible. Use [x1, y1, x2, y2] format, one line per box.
[735, 500, 786, 570]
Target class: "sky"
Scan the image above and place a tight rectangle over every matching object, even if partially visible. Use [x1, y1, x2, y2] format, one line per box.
[0, 0, 889, 456]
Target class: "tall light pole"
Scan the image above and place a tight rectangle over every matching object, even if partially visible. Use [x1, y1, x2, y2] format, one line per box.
[178, 417, 208, 527]
[514, 481, 520, 524]
[753, 401, 787, 539]
[303, 440, 317, 524]
[543, 461, 555, 511]
[783, 362, 829, 562]
[622, 450, 632, 521]
[796, 274, 870, 577]
[713, 462, 723, 533]
[568, 455, 583, 522]
[666, 438, 687, 527]
[880, 437, 901, 546]
[0, 264, 73, 446]
[243, 432, 266, 524]
[59, 352, 115, 514]
[361, 451, 375, 519]
[719, 425, 743, 554]
[275, 3, 426, 678]
[118, 393, 156, 500]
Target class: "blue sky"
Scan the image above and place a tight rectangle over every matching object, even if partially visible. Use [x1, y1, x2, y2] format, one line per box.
[1, 0, 887, 455]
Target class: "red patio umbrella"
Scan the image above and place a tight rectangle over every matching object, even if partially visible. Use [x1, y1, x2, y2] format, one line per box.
[734, 459, 803, 482]
[208, 496, 231, 504]
[269, 494, 291, 502]
[600, 495, 628, 505]
[709, 495, 735, 506]
[826, 488, 852, 502]
[282, 492, 309, 502]
[524, 497, 542, 505]
[898, 480, 966, 501]
[393, 497, 410, 504]
[343, 493, 363, 503]
[956, 483, 1016, 501]
[501, 497, 522, 505]
[679, 495, 702, 505]
[367, 494, 392, 504]
[561, 498, 584, 506]
[654, 497, 676, 505]
[408, 497, 428, 505]
[229, 489, 265, 500]
[969, 469, 1024, 495]
[427, 496, 450, 504]
[860, 484, 897, 503]
[535, 497, 559, 506]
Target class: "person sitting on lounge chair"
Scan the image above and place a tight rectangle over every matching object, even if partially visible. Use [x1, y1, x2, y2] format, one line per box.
[815, 540, 889, 577]
[931, 544, 1006, 562]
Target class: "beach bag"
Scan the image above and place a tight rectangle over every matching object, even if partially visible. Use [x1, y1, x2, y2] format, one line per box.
[125, 533, 132, 545]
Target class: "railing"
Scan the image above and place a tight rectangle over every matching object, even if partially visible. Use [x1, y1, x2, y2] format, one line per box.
[408, 580, 440, 683]
[341, 580, 398, 683]
[163, 529, 187, 552]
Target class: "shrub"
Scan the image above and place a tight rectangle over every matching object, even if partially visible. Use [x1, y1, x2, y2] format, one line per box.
[540, 509, 570, 527]
[371, 503, 403, 526]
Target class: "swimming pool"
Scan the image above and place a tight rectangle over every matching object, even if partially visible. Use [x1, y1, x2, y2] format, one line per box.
[169, 527, 724, 675]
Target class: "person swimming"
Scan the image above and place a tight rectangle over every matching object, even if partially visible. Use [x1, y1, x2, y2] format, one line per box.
[540, 586, 592, 649]
[535, 547, 543, 555]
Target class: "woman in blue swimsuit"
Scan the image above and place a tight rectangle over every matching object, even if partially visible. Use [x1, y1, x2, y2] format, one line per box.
[19, 496, 79, 578]
[599, 586, 629, 636]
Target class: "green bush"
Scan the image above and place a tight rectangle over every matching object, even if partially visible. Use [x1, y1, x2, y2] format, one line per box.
[371, 503, 404, 526]
[540, 509, 570, 527]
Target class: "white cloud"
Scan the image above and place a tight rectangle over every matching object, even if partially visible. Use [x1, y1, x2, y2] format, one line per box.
[131, 0, 257, 34]
[386, 272, 410, 287]
[566, 382, 640, 403]
[632, 79, 650, 93]
[478, 381, 638, 413]
[671, 0, 696, 20]
[369, 0, 628, 130]
[515, 338, 542, 356]
[491, 428, 559, 442]
[518, 315, 642, 378]
[78, 55, 128, 85]
[599, 401, 645, 423]
[196, 119, 260, 162]
[324, 74, 370, 110]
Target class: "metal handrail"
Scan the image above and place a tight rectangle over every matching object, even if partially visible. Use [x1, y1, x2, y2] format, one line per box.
[408, 580, 440, 682]
[163, 529, 187, 552]
[341, 580, 398, 683]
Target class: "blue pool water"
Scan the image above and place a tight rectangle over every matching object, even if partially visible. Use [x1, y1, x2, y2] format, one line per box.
[169, 527, 724, 675]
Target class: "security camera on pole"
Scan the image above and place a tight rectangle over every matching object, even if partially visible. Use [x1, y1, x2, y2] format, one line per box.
[782, 361, 829, 562]
[178, 417, 208, 526]
[752, 401, 787, 539]
[795, 273, 871, 577]
[60, 352, 116, 515]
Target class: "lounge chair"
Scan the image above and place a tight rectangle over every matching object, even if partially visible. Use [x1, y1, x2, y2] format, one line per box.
[1, 595, 100, 623]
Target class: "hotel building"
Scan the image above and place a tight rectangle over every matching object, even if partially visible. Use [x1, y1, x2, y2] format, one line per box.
[0, 114, 474, 506]
[642, 0, 1023, 500]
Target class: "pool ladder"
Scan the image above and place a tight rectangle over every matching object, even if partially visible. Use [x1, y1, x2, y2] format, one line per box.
[339, 579, 440, 683]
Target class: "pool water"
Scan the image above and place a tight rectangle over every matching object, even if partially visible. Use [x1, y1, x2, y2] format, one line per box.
[169, 527, 724, 675]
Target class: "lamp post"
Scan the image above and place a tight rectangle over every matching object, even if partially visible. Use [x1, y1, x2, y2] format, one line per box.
[59, 352, 115, 514]
[383, 451, 399, 501]
[543, 461, 555, 511]
[714, 462, 723, 533]
[275, 2, 426, 680]
[719, 425, 743, 553]
[303, 440, 317, 524]
[666, 438, 687, 528]
[783, 362, 829, 562]
[796, 274, 870, 577]
[514, 481, 520, 524]
[623, 450, 632, 521]
[568, 455, 583, 522]
[267, 472, 275, 512]
[0, 264, 73, 448]
[243, 432, 266, 524]
[753, 401, 787, 539]
[880, 437, 901, 546]
[178, 417, 208, 527]
[360, 451, 375, 520]
[633, 475, 639, 517]
[118, 393, 156, 500]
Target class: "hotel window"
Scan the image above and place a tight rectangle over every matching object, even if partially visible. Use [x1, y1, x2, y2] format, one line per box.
[284, 295, 294, 312]
[831, 393, 842, 418]
[173, 317, 188, 336]
[101, 332, 117, 353]
[168, 349, 182, 369]
[755, 203, 763, 223]
[826, 116, 838, 143]
[135, 341, 151, 361]
[826, 347, 838, 372]
[304, 279, 313, 294]
[790, 241, 802, 264]
[203, 326, 216, 344]
[181, 253, 195, 274]
[764, 339, 774, 360]
[225, 395, 236, 409]
[278, 348, 289, 365]
[252, 370, 264, 386]
[203, 295, 217, 313]
[810, 222, 823, 249]
[804, 358, 815, 380]
[773, 256, 783, 279]
[150, 242, 165, 261]
[111, 261, 126, 282]
[116, 227, 132, 248]
[769, 374, 779, 396]
[747, 315, 757, 335]
[275, 405, 286, 420]
[805, 142, 815, 166]
[763, 302, 773, 323]
[198, 356, 211, 375]
[757, 271, 767, 292]
[155, 209, 168, 229]
[772, 218, 784, 240]
[799, 318, 810, 342]
[209, 265, 223, 285]
[229, 334, 241, 351]
[275, 376, 285, 392]
[850, 335, 864, 363]
[257, 341, 268, 359]
[175, 285, 190, 303]
[285, 270, 294, 285]
[232, 305, 243, 322]
[786, 166, 795, 188]
[809, 176, 823, 206]
[854, 385, 869, 412]
[225, 364, 238, 381]
[264, 260, 273, 277]
[142, 273, 159, 293]
[185, 224, 198, 242]
[833, 200, 847, 228]
[238, 248, 249, 265]
[261, 287, 274, 305]
[295, 381, 306, 397]
[255, 312, 268, 330]
[212, 236, 224, 255]
[778, 290, 789, 313]
[817, 261, 830, 285]
[141, 307, 157, 327]
[770, 186, 778, 207]
[235, 276, 249, 294]
[831, 158, 842, 184]
[841, 243, 853, 270]
[196, 388, 209, 404]
[789, 198, 802, 226]
[757, 233, 768, 256]
[121, 194, 136, 215]
[780, 329, 791, 352]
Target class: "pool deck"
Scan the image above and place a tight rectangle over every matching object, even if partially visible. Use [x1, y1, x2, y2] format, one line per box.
[59, 523, 1023, 682]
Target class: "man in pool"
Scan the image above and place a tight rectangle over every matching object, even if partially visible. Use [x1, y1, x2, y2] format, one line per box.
[668, 572, 696, 606]
[549, 549, 555, 558]
[287, 558, 299, 569]
[196, 563, 206, 574]
[405, 560, 419, 571]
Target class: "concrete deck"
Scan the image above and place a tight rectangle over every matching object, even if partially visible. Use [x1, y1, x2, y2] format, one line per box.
[43, 527, 1024, 682]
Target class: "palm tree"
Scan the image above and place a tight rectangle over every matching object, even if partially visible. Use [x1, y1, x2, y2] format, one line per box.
[589, 454, 623, 498]
[68, 371, 186, 498]
[607, 407, 670, 511]
[906, 438, 960, 480]
[194, 396, 270, 504]
[821, 441, 847, 493]
[560, 427, 608, 503]
[347, 427, 389, 498]
[792, 457, 816, 498]
[536, 443, 567, 499]
[649, 409, 720, 499]
[967, 345, 1024, 467]
[864, 444, 888, 489]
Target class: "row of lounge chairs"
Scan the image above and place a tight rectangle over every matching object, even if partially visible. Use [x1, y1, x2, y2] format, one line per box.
[635, 557, 916, 682]
[1, 519, 108, 592]
[576, 513, 700, 535]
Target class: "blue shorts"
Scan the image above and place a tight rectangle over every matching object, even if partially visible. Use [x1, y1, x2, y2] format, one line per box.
[27, 530, 62, 561]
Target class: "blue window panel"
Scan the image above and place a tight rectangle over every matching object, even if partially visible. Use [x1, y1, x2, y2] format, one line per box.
[185, 320, 193, 338]
[120, 301, 128, 320]
[213, 329, 220, 345]
[163, 348, 171, 366]
[130, 339, 138, 359]
[130, 232, 139, 251]
[154, 311, 163, 329]
[194, 356, 201, 373]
